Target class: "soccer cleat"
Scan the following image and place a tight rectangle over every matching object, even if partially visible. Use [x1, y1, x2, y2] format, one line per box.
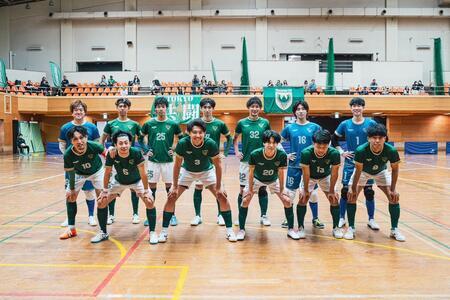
[298, 226, 306, 239]
[367, 219, 380, 230]
[88, 216, 97, 226]
[132, 214, 140, 224]
[390, 228, 406, 242]
[217, 215, 225, 226]
[332, 227, 344, 239]
[158, 232, 168, 243]
[190, 215, 202, 226]
[144, 219, 149, 226]
[169, 215, 178, 226]
[312, 218, 325, 229]
[149, 231, 158, 245]
[260, 215, 271, 226]
[234, 219, 240, 227]
[60, 219, 68, 227]
[226, 230, 237, 242]
[338, 218, 346, 228]
[59, 228, 77, 240]
[90, 231, 109, 243]
[281, 220, 288, 228]
[107, 215, 115, 225]
[344, 227, 355, 240]
[236, 229, 246, 241]
[287, 229, 300, 240]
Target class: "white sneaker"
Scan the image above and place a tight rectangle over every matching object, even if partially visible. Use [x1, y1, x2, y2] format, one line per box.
[190, 215, 202, 226]
[91, 231, 109, 243]
[88, 216, 97, 226]
[236, 229, 246, 241]
[60, 219, 68, 227]
[390, 228, 406, 242]
[217, 215, 225, 226]
[260, 215, 271, 226]
[333, 227, 344, 239]
[107, 215, 115, 225]
[234, 219, 239, 226]
[287, 229, 300, 240]
[149, 231, 158, 244]
[368, 219, 380, 230]
[338, 218, 346, 228]
[132, 214, 140, 224]
[344, 227, 355, 240]
[298, 227, 306, 239]
[158, 231, 168, 243]
[169, 215, 178, 226]
[226, 229, 237, 242]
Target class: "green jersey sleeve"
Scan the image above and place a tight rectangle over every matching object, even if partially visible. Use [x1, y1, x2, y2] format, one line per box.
[280, 151, 288, 168]
[388, 146, 400, 163]
[221, 122, 230, 136]
[174, 123, 182, 136]
[354, 147, 364, 164]
[105, 153, 114, 167]
[330, 149, 341, 165]
[103, 122, 112, 135]
[235, 120, 242, 134]
[207, 139, 219, 157]
[248, 151, 257, 166]
[300, 149, 311, 166]
[91, 142, 105, 154]
[133, 148, 145, 165]
[63, 150, 74, 170]
[175, 139, 185, 156]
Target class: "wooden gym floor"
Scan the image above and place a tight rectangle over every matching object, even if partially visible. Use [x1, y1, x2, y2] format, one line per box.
[0, 153, 448, 299]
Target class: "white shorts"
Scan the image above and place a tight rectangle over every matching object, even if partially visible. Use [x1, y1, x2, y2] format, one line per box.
[349, 169, 391, 187]
[300, 175, 335, 194]
[244, 178, 280, 194]
[67, 168, 104, 193]
[179, 167, 216, 188]
[239, 162, 249, 186]
[147, 161, 173, 184]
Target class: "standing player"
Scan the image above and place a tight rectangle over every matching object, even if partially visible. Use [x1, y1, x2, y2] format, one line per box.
[234, 97, 271, 226]
[100, 98, 142, 225]
[346, 124, 405, 241]
[141, 97, 183, 227]
[281, 100, 324, 229]
[238, 130, 299, 241]
[59, 100, 100, 227]
[332, 97, 379, 230]
[93, 131, 158, 244]
[60, 126, 104, 239]
[190, 98, 232, 226]
[298, 130, 343, 239]
[158, 119, 237, 242]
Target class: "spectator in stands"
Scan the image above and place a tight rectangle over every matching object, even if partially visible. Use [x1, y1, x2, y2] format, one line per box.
[307, 79, 317, 92]
[417, 80, 424, 91]
[131, 75, 140, 85]
[275, 80, 282, 86]
[361, 86, 369, 95]
[40, 77, 50, 91]
[16, 134, 30, 156]
[108, 75, 116, 87]
[192, 74, 200, 87]
[219, 80, 227, 94]
[61, 75, 69, 87]
[130, 75, 140, 95]
[382, 86, 389, 95]
[370, 79, 378, 91]
[99, 75, 107, 87]
[303, 80, 308, 87]
[403, 86, 410, 95]
[283, 80, 288, 86]
[151, 76, 161, 94]
[205, 81, 215, 95]
[200, 75, 207, 87]
[25, 80, 33, 90]
[267, 80, 274, 87]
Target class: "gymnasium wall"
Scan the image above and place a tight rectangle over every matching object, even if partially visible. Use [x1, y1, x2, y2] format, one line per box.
[388, 115, 450, 143]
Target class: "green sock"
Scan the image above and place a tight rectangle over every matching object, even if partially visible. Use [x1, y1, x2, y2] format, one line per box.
[330, 205, 340, 228]
[221, 210, 233, 228]
[258, 192, 268, 216]
[389, 203, 400, 229]
[146, 208, 157, 232]
[237, 193, 243, 207]
[162, 211, 173, 228]
[151, 188, 157, 199]
[97, 207, 108, 233]
[239, 206, 248, 230]
[347, 203, 357, 229]
[193, 188, 202, 216]
[66, 201, 77, 226]
[284, 206, 294, 229]
[108, 199, 116, 216]
[296, 205, 307, 228]
[216, 200, 221, 216]
[131, 191, 139, 215]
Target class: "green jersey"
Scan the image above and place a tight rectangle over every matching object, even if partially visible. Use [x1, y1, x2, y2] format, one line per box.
[300, 146, 341, 179]
[64, 141, 104, 175]
[175, 136, 219, 172]
[249, 148, 287, 183]
[105, 147, 145, 185]
[204, 118, 230, 147]
[141, 118, 182, 163]
[354, 142, 400, 175]
[235, 117, 271, 162]
[104, 118, 141, 141]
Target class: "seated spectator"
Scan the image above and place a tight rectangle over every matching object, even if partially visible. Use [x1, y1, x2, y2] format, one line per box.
[151, 77, 161, 94]
[267, 80, 274, 87]
[403, 86, 410, 95]
[200, 75, 207, 87]
[303, 80, 308, 87]
[307, 79, 317, 92]
[192, 74, 200, 87]
[275, 80, 282, 86]
[99, 75, 107, 87]
[205, 81, 215, 94]
[40, 76, 50, 90]
[417, 80, 424, 91]
[219, 80, 227, 93]
[282, 80, 288, 86]
[108, 75, 116, 87]
[61, 75, 69, 87]
[361, 86, 369, 95]
[25, 80, 33, 89]
[130, 75, 140, 95]
[370, 79, 378, 91]
[381, 86, 389, 95]
[16, 134, 30, 156]
[131, 75, 140, 85]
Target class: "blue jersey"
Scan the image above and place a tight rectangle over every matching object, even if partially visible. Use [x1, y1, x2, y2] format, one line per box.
[335, 118, 377, 152]
[281, 122, 321, 168]
[59, 121, 100, 145]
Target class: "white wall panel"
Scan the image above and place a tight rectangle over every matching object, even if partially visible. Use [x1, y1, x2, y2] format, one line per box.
[202, 0, 256, 9]
[137, 0, 189, 10]
[267, 0, 384, 8]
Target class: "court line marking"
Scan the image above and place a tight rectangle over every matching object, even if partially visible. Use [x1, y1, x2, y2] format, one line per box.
[98, 294, 450, 299]
[173, 266, 189, 300]
[0, 292, 92, 297]
[0, 173, 64, 190]
[1, 199, 63, 225]
[398, 176, 450, 187]
[405, 161, 450, 170]
[2, 158, 64, 165]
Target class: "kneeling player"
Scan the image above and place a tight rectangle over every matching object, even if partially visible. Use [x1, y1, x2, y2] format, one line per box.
[238, 130, 298, 240]
[345, 123, 405, 241]
[298, 130, 344, 239]
[158, 119, 237, 243]
[94, 131, 157, 244]
[60, 126, 104, 240]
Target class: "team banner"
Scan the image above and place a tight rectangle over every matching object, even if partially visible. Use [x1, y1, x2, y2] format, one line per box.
[152, 95, 201, 124]
[263, 86, 304, 114]
[49, 61, 62, 88]
[0, 59, 7, 88]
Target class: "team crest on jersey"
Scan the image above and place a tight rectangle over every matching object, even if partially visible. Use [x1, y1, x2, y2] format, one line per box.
[325, 159, 330, 164]
[202, 150, 208, 156]
[275, 161, 280, 166]
[275, 89, 293, 110]
[382, 157, 388, 162]
[212, 125, 218, 131]
[258, 123, 265, 128]
[127, 125, 133, 130]
[166, 125, 171, 130]
[88, 154, 93, 159]
[129, 159, 134, 165]
[307, 128, 313, 133]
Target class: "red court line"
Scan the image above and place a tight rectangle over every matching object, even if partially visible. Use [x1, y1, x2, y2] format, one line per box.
[0, 292, 92, 297]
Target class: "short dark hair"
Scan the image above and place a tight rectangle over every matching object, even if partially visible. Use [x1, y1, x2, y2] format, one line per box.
[312, 129, 332, 144]
[68, 126, 88, 140]
[200, 98, 216, 108]
[153, 96, 169, 108]
[262, 130, 281, 144]
[349, 97, 365, 107]
[367, 123, 387, 137]
[115, 98, 131, 107]
[292, 100, 309, 116]
[70, 99, 87, 113]
[246, 96, 263, 108]
[112, 130, 133, 146]
[187, 118, 206, 133]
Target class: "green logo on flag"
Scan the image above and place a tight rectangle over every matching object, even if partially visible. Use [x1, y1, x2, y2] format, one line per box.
[264, 87, 304, 114]
[275, 89, 293, 110]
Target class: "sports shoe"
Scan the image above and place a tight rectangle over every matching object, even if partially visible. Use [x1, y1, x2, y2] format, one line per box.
[158, 231, 168, 243]
[332, 227, 344, 239]
[144, 219, 149, 226]
[107, 215, 115, 225]
[338, 218, 346, 228]
[217, 215, 225, 226]
[281, 220, 288, 228]
[312, 218, 325, 229]
[298, 226, 306, 239]
[149, 231, 158, 244]
[390, 228, 406, 242]
[88, 216, 97, 226]
[287, 229, 300, 240]
[190, 215, 202, 226]
[236, 229, 246, 241]
[91, 231, 109, 243]
[60, 219, 68, 227]
[234, 219, 239, 226]
[132, 214, 140, 224]
[260, 215, 271, 226]
[59, 228, 77, 240]
[344, 227, 355, 240]
[226, 230, 237, 242]
[169, 215, 178, 226]
[367, 219, 380, 230]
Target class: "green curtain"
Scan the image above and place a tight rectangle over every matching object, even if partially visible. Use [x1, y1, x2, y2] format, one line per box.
[240, 37, 250, 94]
[0, 59, 7, 88]
[49, 61, 62, 88]
[211, 60, 218, 85]
[434, 38, 444, 95]
[325, 38, 335, 95]
[30, 122, 45, 152]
